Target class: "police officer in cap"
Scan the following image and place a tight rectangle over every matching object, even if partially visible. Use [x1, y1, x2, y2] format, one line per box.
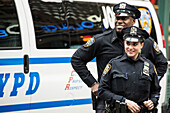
[98, 26, 161, 113]
[71, 2, 167, 113]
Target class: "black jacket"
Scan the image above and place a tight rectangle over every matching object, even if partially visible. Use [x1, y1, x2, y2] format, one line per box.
[98, 54, 161, 107]
[71, 29, 167, 87]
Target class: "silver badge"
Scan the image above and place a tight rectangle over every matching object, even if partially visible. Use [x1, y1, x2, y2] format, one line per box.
[143, 62, 149, 76]
[119, 3, 126, 9]
[130, 27, 137, 35]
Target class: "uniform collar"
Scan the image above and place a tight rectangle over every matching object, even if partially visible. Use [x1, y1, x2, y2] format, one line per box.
[111, 29, 119, 43]
[120, 53, 145, 62]
[111, 29, 124, 44]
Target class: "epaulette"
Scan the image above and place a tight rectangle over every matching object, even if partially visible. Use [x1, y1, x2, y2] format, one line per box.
[113, 55, 123, 60]
[93, 30, 112, 38]
[148, 36, 154, 41]
[109, 55, 123, 63]
[140, 55, 147, 61]
[140, 56, 153, 66]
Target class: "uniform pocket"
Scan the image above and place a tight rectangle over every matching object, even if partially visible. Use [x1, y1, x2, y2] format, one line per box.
[139, 75, 152, 94]
[113, 73, 128, 79]
[112, 73, 128, 93]
[139, 75, 152, 81]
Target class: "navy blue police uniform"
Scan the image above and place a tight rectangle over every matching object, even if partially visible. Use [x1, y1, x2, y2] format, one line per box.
[98, 26, 161, 112]
[142, 38, 167, 80]
[71, 2, 167, 111]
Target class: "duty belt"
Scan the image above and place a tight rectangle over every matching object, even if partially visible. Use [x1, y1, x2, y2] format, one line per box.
[105, 100, 158, 113]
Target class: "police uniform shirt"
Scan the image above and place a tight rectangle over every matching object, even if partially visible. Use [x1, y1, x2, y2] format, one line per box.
[71, 29, 167, 88]
[71, 29, 124, 87]
[98, 54, 161, 106]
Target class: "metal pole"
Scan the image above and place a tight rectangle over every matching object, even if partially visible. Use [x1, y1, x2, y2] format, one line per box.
[158, 0, 170, 104]
[158, 0, 169, 57]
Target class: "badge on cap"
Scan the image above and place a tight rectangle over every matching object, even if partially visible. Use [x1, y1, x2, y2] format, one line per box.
[119, 3, 126, 9]
[153, 41, 160, 53]
[130, 27, 137, 36]
[84, 37, 95, 47]
[102, 64, 111, 77]
[143, 62, 149, 76]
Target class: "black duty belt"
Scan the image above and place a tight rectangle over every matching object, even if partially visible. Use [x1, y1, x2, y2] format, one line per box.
[105, 100, 158, 113]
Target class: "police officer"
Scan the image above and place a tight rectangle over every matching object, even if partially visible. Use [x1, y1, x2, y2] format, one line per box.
[98, 26, 161, 113]
[71, 2, 167, 113]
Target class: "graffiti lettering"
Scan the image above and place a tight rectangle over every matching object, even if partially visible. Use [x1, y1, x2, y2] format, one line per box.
[102, 6, 115, 29]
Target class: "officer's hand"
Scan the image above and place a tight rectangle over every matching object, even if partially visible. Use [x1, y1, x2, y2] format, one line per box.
[143, 100, 154, 110]
[91, 82, 99, 96]
[125, 99, 141, 113]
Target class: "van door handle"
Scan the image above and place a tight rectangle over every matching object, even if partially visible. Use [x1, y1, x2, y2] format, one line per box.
[24, 55, 29, 74]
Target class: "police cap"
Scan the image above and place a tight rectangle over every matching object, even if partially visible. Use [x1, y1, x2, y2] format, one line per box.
[113, 2, 141, 19]
[122, 26, 149, 42]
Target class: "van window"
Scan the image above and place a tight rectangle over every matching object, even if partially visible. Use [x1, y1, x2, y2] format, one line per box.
[29, 0, 70, 49]
[63, 1, 104, 49]
[29, 0, 157, 49]
[29, 0, 104, 49]
[0, 0, 22, 49]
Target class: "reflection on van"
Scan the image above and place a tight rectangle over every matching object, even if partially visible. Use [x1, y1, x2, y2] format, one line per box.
[0, 0, 21, 49]
[29, 0, 158, 49]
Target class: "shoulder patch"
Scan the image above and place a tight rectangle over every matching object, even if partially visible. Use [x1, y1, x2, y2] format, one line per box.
[102, 64, 111, 77]
[83, 37, 95, 47]
[153, 41, 160, 53]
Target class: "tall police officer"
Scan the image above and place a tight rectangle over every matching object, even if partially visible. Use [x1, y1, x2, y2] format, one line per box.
[71, 2, 167, 113]
[98, 26, 161, 113]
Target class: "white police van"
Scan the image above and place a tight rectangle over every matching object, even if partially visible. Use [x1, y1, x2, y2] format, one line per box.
[0, 0, 167, 113]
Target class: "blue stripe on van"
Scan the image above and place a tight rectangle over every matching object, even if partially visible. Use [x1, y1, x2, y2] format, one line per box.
[29, 57, 72, 64]
[0, 98, 92, 112]
[0, 57, 96, 66]
[0, 58, 23, 66]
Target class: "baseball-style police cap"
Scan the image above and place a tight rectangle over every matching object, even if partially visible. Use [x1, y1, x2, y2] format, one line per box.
[113, 2, 141, 19]
[122, 26, 149, 42]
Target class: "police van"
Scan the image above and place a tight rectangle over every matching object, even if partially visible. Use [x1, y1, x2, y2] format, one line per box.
[0, 0, 167, 113]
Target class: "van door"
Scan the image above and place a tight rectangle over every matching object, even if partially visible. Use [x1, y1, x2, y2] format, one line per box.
[0, 0, 30, 112]
[23, 0, 98, 112]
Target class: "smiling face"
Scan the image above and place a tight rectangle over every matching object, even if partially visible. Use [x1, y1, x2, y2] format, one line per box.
[124, 40, 144, 60]
[115, 16, 135, 33]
